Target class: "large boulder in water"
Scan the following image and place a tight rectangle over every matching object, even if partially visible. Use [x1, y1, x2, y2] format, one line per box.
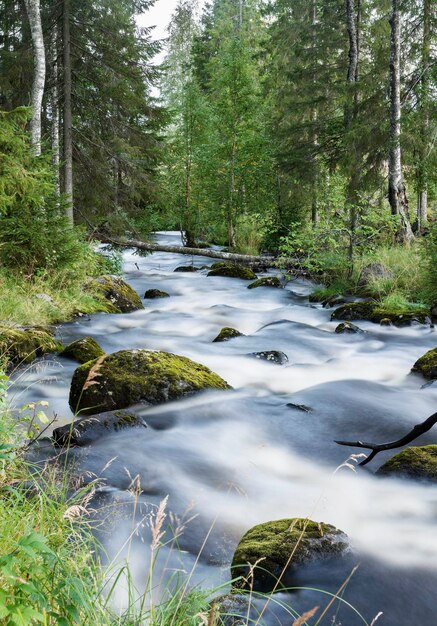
[412, 348, 437, 380]
[208, 264, 257, 280]
[0, 324, 61, 368]
[60, 337, 105, 364]
[231, 518, 349, 590]
[377, 446, 437, 482]
[247, 277, 282, 290]
[86, 276, 143, 313]
[69, 349, 231, 415]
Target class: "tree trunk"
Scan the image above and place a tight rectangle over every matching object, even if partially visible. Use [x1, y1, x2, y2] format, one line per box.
[388, 0, 414, 244]
[24, 0, 45, 155]
[416, 0, 430, 229]
[50, 25, 60, 194]
[228, 136, 237, 248]
[62, 0, 74, 223]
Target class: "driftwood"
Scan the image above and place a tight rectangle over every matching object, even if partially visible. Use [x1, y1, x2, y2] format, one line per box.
[336, 412, 437, 466]
[102, 237, 296, 270]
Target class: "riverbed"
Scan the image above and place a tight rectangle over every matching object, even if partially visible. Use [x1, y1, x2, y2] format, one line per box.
[13, 232, 437, 625]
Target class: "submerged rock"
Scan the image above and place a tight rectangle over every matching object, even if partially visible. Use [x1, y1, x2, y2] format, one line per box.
[247, 276, 282, 290]
[309, 291, 347, 307]
[86, 275, 143, 313]
[208, 264, 257, 280]
[248, 351, 288, 365]
[335, 322, 364, 334]
[331, 301, 430, 326]
[60, 337, 105, 364]
[144, 289, 170, 299]
[174, 265, 199, 273]
[231, 518, 349, 590]
[52, 410, 147, 447]
[0, 324, 61, 368]
[412, 348, 437, 380]
[69, 349, 231, 415]
[213, 327, 245, 343]
[377, 446, 437, 482]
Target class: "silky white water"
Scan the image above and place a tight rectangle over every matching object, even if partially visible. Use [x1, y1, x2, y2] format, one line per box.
[14, 232, 437, 625]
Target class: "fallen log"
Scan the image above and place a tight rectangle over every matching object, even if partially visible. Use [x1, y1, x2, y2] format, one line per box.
[102, 237, 297, 270]
[335, 412, 437, 466]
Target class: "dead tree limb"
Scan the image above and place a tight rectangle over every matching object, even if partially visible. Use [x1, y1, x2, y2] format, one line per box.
[335, 412, 437, 466]
[102, 237, 299, 270]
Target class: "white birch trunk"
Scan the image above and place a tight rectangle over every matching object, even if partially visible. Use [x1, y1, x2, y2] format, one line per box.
[388, 0, 414, 244]
[24, 0, 46, 155]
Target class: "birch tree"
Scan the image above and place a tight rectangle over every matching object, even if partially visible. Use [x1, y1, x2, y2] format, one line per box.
[388, 0, 414, 243]
[23, 0, 45, 155]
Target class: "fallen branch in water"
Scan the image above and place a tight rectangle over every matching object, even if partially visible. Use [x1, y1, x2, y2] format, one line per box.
[335, 412, 437, 466]
[101, 236, 299, 270]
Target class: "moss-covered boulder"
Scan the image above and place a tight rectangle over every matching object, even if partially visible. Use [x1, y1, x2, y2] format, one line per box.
[377, 446, 437, 482]
[52, 410, 147, 447]
[174, 266, 199, 273]
[213, 327, 245, 343]
[69, 349, 231, 415]
[60, 337, 105, 364]
[0, 324, 61, 368]
[248, 351, 288, 365]
[331, 301, 430, 326]
[335, 322, 364, 334]
[86, 276, 143, 313]
[412, 348, 437, 380]
[208, 264, 257, 280]
[247, 277, 282, 290]
[231, 518, 349, 590]
[144, 289, 170, 299]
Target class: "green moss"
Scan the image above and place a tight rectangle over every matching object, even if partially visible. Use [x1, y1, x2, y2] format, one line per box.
[144, 289, 170, 299]
[231, 518, 348, 590]
[60, 337, 105, 364]
[247, 277, 282, 290]
[0, 323, 61, 368]
[377, 446, 437, 482]
[213, 327, 244, 343]
[208, 265, 257, 280]
[331, 301, 430, 326]
[85, 276, 143, 313]
[412, 348, 437, 380]
[69, 349, 232, 415]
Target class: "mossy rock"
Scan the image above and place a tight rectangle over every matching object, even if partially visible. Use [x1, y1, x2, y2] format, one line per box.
[213, 327, 245, 343]
[335, 322, 364, 334]
[52, 410, 147, 447]
[60, 337, 105, 364]
[144, 289, 170, 299]
[208, 264, 257, 280]
[411, 348, 437, 380]
[377, 446, 437, 482]
[85, 275, 143, 313]
[231, 518, 349, 590]
[69, 349, 231, 415]
[248, 351, 288, 365]
[331, 301, 376, 321]
[174, 266, 199, 273]
[247, 277, 282, 290]
[0, 324, 61, 368]
[331, 301, 430, 326]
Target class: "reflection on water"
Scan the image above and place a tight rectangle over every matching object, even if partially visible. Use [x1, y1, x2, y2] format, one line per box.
[13, 232, 437, 625]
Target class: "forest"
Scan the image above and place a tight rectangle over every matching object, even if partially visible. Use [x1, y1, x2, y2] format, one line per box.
[0, 0, 436, 624]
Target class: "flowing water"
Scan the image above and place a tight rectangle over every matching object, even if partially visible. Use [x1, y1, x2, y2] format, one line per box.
[13, 232, 437, 625]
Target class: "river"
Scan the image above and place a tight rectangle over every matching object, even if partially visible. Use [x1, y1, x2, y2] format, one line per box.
[12, 232, 437, 625]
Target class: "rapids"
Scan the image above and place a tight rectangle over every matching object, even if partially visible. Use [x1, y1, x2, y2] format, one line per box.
[12, 232, 437, 625]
